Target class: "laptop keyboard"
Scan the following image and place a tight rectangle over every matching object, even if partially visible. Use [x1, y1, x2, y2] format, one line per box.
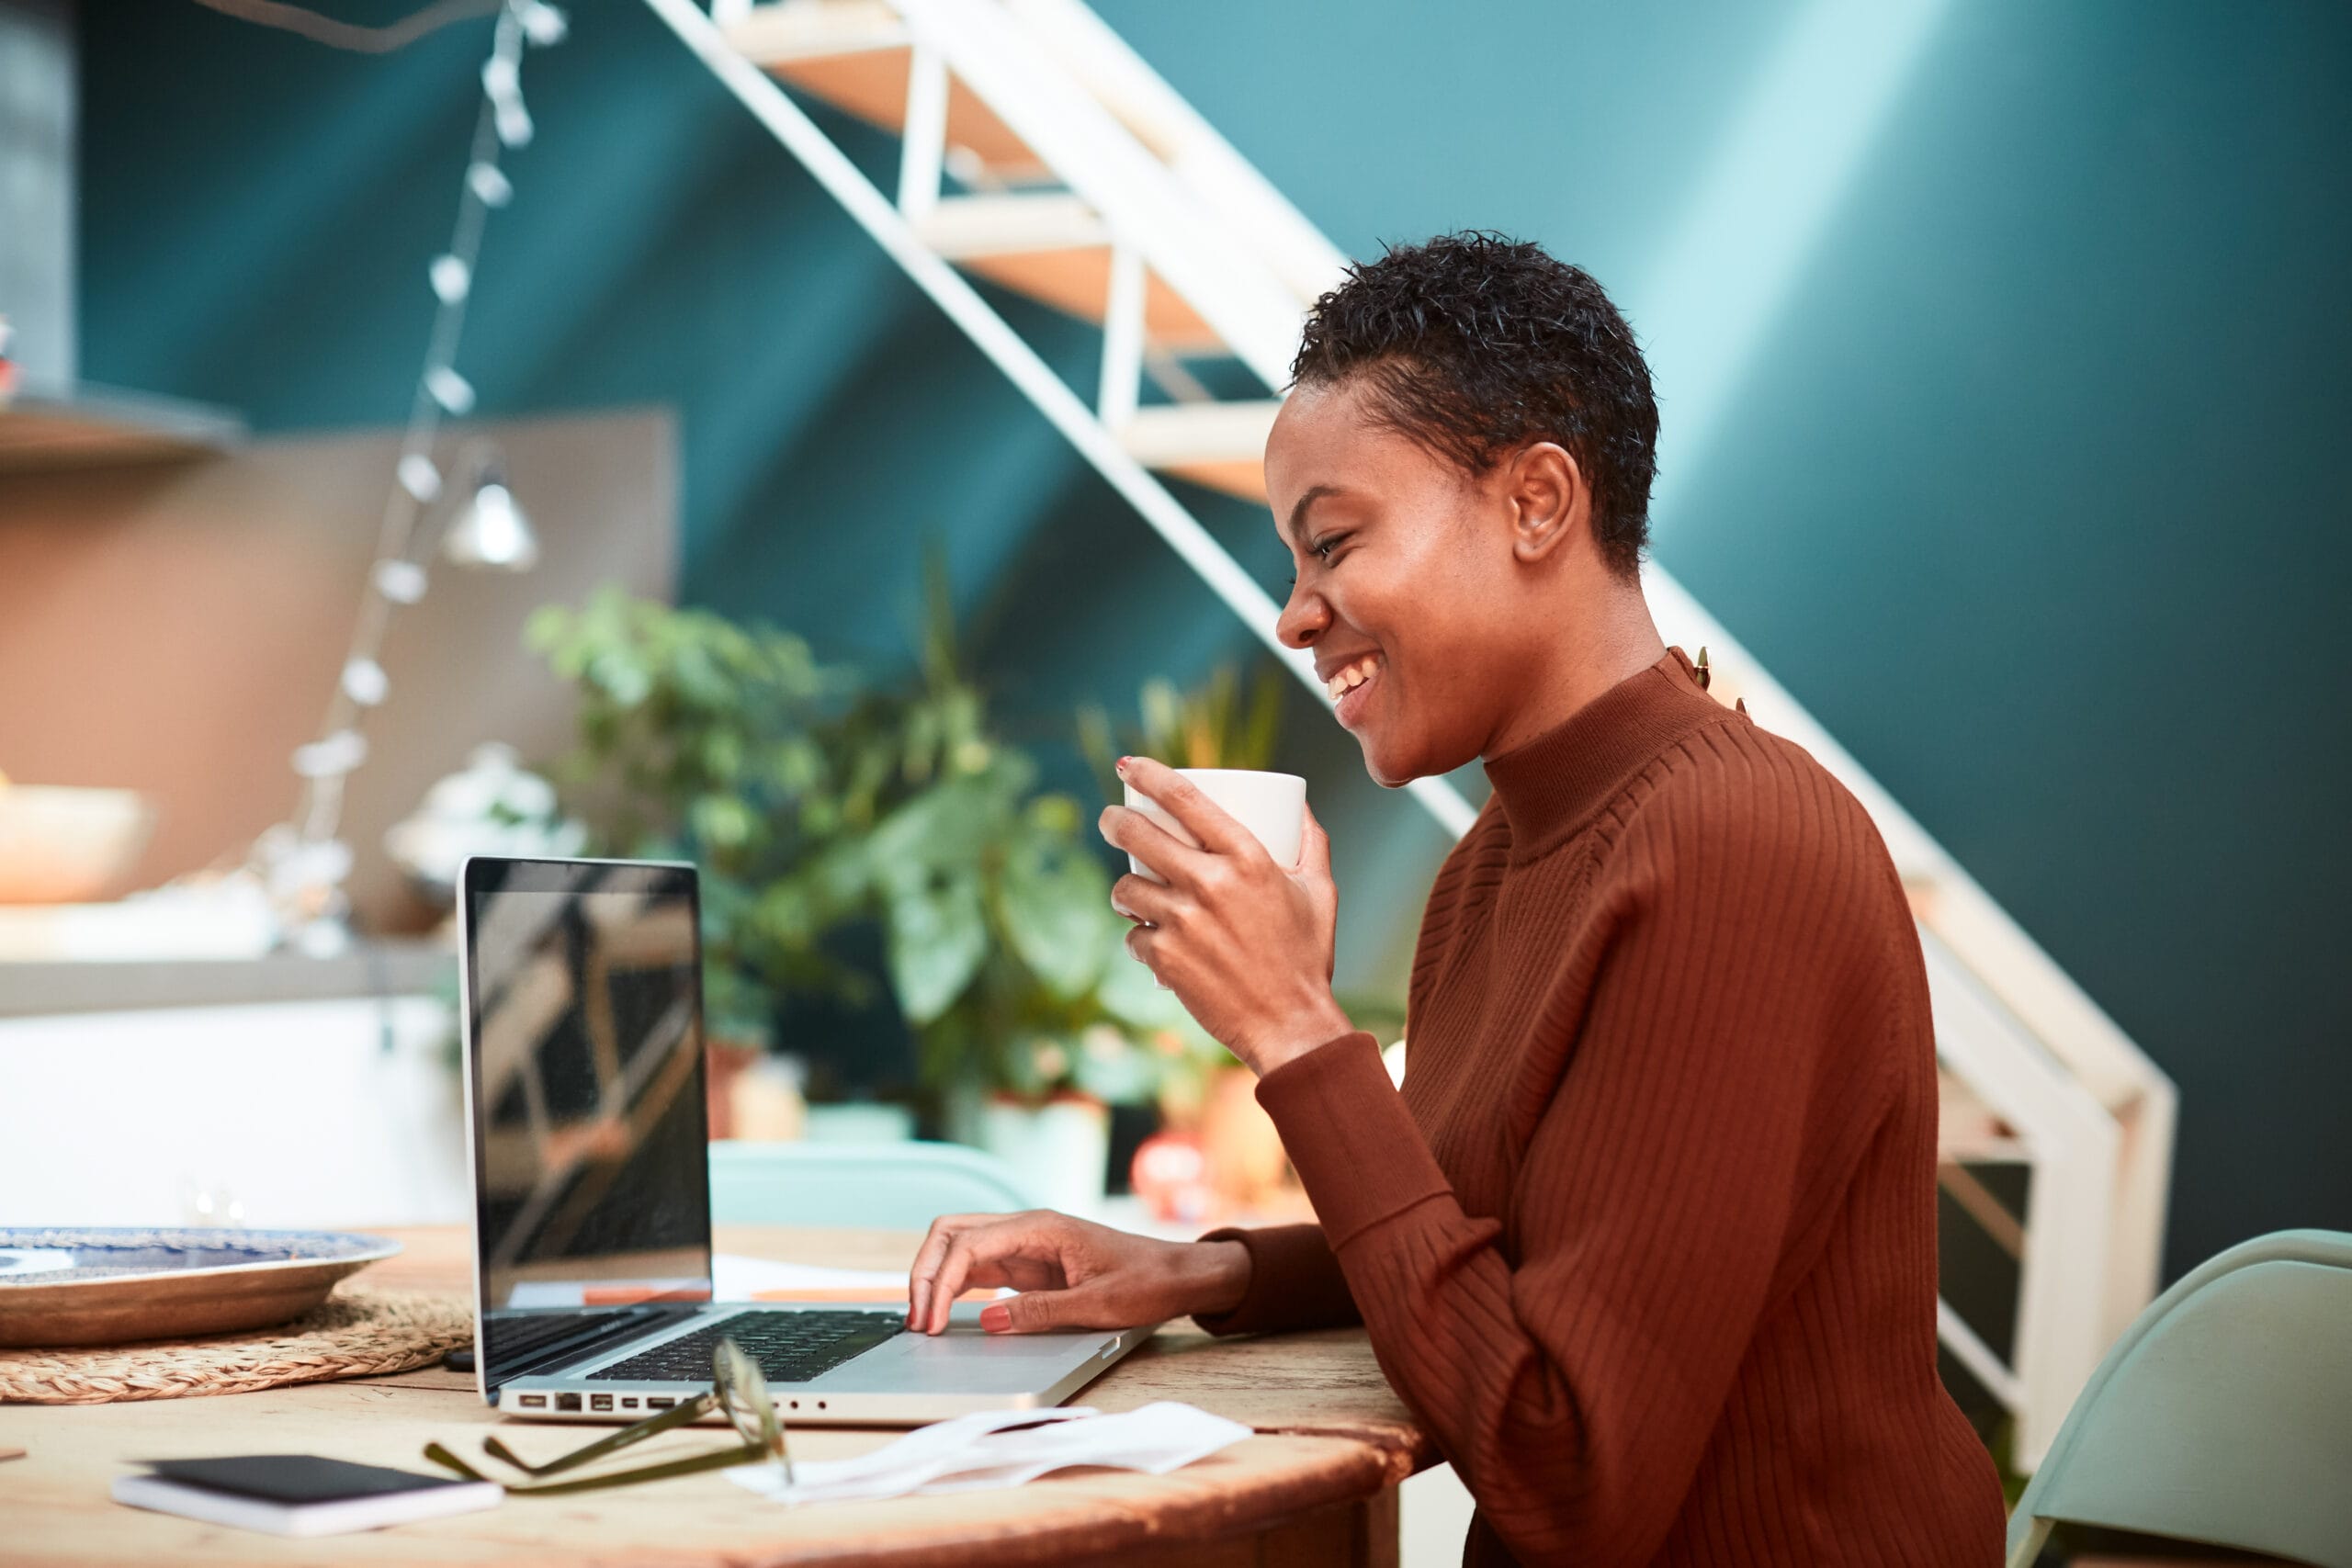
[590, 1310, 904, 1386]
[484, 1306, 690, 1382]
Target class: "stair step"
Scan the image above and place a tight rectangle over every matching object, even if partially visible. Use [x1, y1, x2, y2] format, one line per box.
[727, 0, 904, 60]
[916, 192, 1106, 255]
[729, 1, 1045, 177]
[916, 195, 1223, 353]
[1936, 1066, 2029, 1164]
[1117, 400, 1283, 501]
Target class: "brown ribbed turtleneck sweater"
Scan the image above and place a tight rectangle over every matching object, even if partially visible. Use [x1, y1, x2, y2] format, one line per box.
[1196, 649, 2004, 1566]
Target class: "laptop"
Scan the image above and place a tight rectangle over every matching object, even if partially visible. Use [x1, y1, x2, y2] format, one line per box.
[458, 854, 1150, 1425]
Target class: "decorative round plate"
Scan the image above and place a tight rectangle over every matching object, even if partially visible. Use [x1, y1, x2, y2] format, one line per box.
[0, 1228, 402, 1348]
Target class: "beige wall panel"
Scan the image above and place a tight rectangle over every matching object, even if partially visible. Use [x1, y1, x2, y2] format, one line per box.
[0, 408, 677, 931]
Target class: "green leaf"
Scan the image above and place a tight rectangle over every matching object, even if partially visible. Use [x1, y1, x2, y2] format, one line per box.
[1095, 936, 1205, 1039]
[700, 728, 745, 784]
[689, 794, 756, 852]
[999, 826, 1114, 1000]
[751, 878, 817, 949]
[588, 649, 652, 707]
[1024, 794, 1080, 836]
[1069, 1030, 1164, 1105]
[884, 873, 989, 1025]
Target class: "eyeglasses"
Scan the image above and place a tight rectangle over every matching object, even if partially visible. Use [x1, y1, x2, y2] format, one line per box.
[424, 1337, 792, 1495]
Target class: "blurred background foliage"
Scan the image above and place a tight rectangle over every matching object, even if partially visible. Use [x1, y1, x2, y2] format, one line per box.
[528, 557, 1233, 1111]
[1079, 661, 1285, 807]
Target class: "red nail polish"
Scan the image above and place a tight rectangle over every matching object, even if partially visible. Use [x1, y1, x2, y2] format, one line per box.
[979, 1302, 1012, 1333]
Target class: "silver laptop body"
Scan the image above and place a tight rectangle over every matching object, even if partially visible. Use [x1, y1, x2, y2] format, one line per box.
[458, 855, 1148, 1427]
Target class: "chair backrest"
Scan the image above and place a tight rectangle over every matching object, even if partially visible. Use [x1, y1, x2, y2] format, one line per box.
[2006, 1229, 2352, 1568]
[707, 1139, 1038, 1232]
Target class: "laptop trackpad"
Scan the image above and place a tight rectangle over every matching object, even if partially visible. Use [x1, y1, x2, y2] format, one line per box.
[812, 1323, 1120, 1393]
[895, 1326, 1111, 1359]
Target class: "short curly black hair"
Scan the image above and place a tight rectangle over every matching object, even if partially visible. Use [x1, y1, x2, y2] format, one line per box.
[1290, 232, 1658, 578]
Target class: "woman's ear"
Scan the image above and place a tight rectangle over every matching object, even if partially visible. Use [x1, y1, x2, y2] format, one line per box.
[1507, 442, 1589, 563]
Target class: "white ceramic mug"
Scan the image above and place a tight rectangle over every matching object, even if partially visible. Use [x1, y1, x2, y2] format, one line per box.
[1122, 768, 1307, 884]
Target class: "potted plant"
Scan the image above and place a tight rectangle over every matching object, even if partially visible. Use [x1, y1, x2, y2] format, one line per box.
[793, 563, 1204, 1207]
[526, 587, 847, 1056]
[527, 569, 1203, 1203]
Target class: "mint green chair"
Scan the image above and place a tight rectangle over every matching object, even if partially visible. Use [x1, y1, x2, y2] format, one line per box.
[2007, 1229, 2352, 1567]
[707, 1139, 1038, 1232]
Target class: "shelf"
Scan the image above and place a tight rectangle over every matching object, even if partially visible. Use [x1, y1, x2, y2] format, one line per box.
[0, 941, 453, 1019]
[0, 382, 245, 476]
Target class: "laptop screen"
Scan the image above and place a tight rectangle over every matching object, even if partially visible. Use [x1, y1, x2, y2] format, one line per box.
[461, 858, 714, 1343]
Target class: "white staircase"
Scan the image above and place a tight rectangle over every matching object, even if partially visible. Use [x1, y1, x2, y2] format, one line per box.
[643, 0, 2174, 1467]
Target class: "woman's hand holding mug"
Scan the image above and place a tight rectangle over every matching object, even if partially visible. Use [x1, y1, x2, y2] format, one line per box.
[1100, 757, 1351, 1078]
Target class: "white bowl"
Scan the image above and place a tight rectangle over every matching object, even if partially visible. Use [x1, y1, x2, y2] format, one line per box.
[0, 785, 158, 904]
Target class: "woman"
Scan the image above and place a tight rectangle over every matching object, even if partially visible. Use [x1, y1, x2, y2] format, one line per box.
[905, 234, 2007, 1565]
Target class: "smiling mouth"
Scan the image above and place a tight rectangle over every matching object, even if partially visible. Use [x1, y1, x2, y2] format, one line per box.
[1326, 655, 1381, 727]
[1324, 655, 1379, 702]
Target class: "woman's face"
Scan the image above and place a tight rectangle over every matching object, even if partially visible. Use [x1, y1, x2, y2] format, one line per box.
[1264, 379, 1546, 787]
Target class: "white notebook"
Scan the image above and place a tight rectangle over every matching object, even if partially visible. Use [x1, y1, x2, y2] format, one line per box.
[112, 1455, 502, 1537]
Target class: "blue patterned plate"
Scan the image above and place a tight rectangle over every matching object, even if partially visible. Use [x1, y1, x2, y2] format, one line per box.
[0, 1227, 401, 1348]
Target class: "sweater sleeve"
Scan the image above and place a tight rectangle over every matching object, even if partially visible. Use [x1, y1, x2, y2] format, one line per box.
[1254, 775, 1902, 1566]
[1189, 1218, 1362, 1335]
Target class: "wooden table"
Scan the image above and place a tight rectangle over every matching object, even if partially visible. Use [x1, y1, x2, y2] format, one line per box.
[1, 1226, 1434, 1566]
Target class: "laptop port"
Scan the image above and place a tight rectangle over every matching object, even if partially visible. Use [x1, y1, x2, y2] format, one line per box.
[556, 1393, 582, 1412]
[589, 1393, 614, 1412]
[646, 1396, 675, 1410]
[517, 1394, 548, 1409]
[620, 1397, 639, 1410]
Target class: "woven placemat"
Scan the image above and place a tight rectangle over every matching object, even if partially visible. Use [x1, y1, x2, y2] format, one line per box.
[0, 1288, 470, 1405]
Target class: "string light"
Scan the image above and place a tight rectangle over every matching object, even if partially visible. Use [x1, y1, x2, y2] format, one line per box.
[467, 162, 513, 207]
[396, 453, 442, 502]
[372, 559, 429, 604]
[256, 0, 565, 955]
[341, 659, 391, 706]
[428, 254, 472, 303]
[424, 365, 477, 414]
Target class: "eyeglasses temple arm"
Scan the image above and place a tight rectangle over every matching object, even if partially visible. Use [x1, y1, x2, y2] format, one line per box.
[426, 1438, 772, 1495]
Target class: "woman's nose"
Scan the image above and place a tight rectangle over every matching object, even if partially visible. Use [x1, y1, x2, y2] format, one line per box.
[1276, 585, 1329, 649]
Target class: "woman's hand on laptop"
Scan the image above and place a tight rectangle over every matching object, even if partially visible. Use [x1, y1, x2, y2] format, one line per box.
[906, 1211, 1250, 1336]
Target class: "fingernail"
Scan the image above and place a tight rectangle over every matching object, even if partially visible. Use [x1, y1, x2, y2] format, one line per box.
[979, 1302, 1012, 1333]
[1115, 756, 1132, 775]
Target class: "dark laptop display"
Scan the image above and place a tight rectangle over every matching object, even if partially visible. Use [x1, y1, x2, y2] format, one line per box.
[460, 859, 714, 1387]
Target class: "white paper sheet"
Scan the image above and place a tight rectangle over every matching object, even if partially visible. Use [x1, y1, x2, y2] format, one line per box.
[712, 1253, 910, 1302]
[725, 1402, 1252, 1506]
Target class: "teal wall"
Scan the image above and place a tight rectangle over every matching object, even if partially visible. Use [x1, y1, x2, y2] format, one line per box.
[78, 1, 2350, 1282]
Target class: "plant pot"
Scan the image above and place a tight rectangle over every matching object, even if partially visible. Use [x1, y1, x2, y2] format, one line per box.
[1199, 1065, 1288, 1211]
[972, 1093, 1110, 1215]
[704, 1042, 764, 1141]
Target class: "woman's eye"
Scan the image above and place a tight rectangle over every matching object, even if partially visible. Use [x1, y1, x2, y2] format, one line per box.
[1285, 535, 1350, 587]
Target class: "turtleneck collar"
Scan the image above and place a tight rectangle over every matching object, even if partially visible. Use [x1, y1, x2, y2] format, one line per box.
[1481, 647, 1734, 854]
